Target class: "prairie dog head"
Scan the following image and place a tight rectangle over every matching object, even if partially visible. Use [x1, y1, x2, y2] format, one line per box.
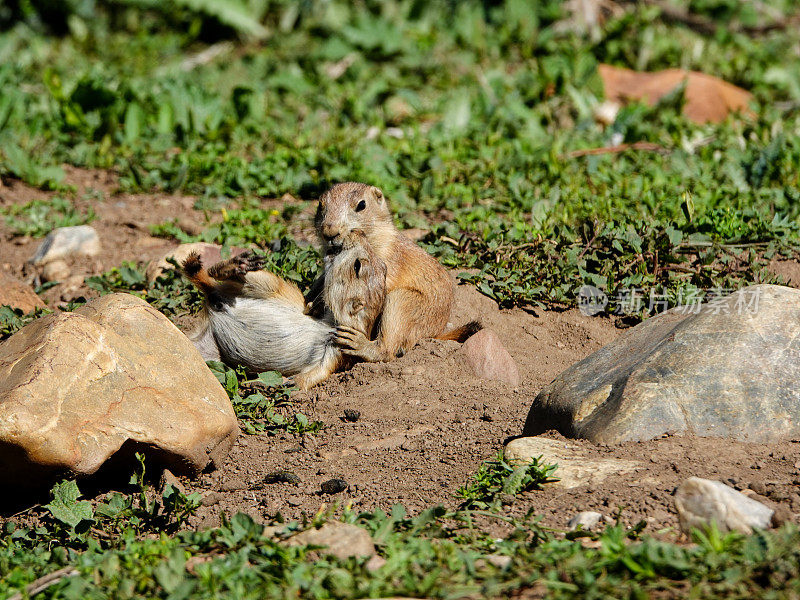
[323, 228, 387, 337]
[315, 182, 392, 253]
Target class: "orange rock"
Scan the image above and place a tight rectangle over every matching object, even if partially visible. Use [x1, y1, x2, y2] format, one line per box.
[0, 271, 45, 313]
[460, 328, 520, 386]
[598, 64, 754, 124]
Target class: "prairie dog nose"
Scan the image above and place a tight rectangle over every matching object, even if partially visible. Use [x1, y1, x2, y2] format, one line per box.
[322, 225, 339, 242]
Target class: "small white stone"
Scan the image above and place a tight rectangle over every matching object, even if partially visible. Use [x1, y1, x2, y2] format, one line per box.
[567, 511, 604, 531]
[385, 127, 404, 138]
[365, 555, 386, 572]
[674, 476, 774, 534]
[30, 225, 100, 265]
[486, 554, 512, 569]
[594, 100, 621, 125]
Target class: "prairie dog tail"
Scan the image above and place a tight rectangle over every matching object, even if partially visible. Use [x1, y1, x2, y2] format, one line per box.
[182, 252, 217, 295]
[436, 320, 482, 343]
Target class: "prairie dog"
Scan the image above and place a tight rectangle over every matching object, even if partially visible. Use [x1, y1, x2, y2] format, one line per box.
[313, 182, 480, 362]
[323, 229, 387, 341]
[183, 232, 386, 389]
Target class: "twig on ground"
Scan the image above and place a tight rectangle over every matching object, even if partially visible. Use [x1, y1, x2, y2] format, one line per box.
[566, 142, 668, 158]
[7, 567, 79, 600]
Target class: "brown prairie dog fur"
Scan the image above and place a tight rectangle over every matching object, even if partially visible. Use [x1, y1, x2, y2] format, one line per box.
[314, 182, 479, 362]
[182, 233, 386, 390]
[323, 229, 387, 341]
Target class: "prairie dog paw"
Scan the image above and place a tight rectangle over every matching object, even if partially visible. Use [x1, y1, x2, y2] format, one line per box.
[335, 325, 370, 354]
[232, 250, 267, 274]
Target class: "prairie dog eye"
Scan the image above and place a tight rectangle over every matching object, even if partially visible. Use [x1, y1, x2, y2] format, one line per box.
[353, 258, 362, 278]
[355, 199, 366, 212]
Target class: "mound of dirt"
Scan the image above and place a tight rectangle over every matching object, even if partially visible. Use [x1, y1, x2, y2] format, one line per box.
[2, 168, 800, 537]
[182, 284, 800, 533]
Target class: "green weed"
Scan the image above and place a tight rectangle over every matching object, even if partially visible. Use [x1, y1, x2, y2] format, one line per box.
[0, 305, 50, 341]
[457, 451, 558, 510]
[84, 259, 204, 318]
[4, 484, 800, 599]
[2, 1, 800, 317]
[208, 361, 323, 435]
[2, 196, 95, 237]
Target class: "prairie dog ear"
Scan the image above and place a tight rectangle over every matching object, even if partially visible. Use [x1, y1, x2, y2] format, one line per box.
[370, 186, 384, 203]
[349, 299, 365, 315]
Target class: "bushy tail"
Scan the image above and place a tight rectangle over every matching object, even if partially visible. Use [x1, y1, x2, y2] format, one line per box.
[182, 252, 217, 296]
[436, 320, 482, 343]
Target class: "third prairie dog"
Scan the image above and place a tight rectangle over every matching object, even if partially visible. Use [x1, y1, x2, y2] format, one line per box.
[313, 181, 479, 362]
[323, 228, 387, 341]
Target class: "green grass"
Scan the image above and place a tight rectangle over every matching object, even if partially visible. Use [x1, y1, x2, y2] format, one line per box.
[3, 1, 800, 597]
[3, 472, 800, 599]
[3, 0, 800, 314]
[456, 451, 559, 510]
[208, 361, 324, 435]
[2, 196, 95, 237]
[0, 305, 51, 341]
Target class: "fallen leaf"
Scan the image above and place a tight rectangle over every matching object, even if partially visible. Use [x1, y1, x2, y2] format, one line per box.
[599, 64, 754, 124]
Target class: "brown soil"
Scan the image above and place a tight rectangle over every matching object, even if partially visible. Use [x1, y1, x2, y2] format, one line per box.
[2, 168, 800, 538]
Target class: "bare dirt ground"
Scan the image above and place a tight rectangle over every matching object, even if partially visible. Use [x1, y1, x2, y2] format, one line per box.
[3, 168, 800, 537]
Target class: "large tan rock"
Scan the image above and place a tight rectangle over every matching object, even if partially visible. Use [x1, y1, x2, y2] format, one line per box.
[0, 293, 238, 486]
[0, 271, 45, 312]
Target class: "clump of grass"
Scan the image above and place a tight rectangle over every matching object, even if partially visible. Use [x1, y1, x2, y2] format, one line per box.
[208, 361, 323, 435]
[2, 197, 95, 237]
[457, 451, 558, 509]
[0, 305, 51, 341]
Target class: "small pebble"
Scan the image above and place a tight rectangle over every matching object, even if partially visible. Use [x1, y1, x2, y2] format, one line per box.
[486, 555, 513, 569]
[261, 471, 301, 485]
[567, 511, 604, 531]
[220, 479, 246, 492]
[320, 478, 349, 494]
[160, 468, 185, 494]
[365, 555, 386, 572]
[201, 492, 224, 507]
[343, 409, 361, 422]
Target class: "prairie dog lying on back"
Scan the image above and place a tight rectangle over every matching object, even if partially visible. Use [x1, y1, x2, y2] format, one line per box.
[183, 231, 386, 389]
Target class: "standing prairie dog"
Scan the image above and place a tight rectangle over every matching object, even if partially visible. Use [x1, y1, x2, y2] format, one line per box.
[312, 182, 480, 361]
[183, 230, 386, 390]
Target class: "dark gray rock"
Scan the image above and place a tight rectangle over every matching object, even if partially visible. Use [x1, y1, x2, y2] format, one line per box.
[524, 285, 800, 443]
[261, 471, 301, 485]
[320, 478, 349, 494]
